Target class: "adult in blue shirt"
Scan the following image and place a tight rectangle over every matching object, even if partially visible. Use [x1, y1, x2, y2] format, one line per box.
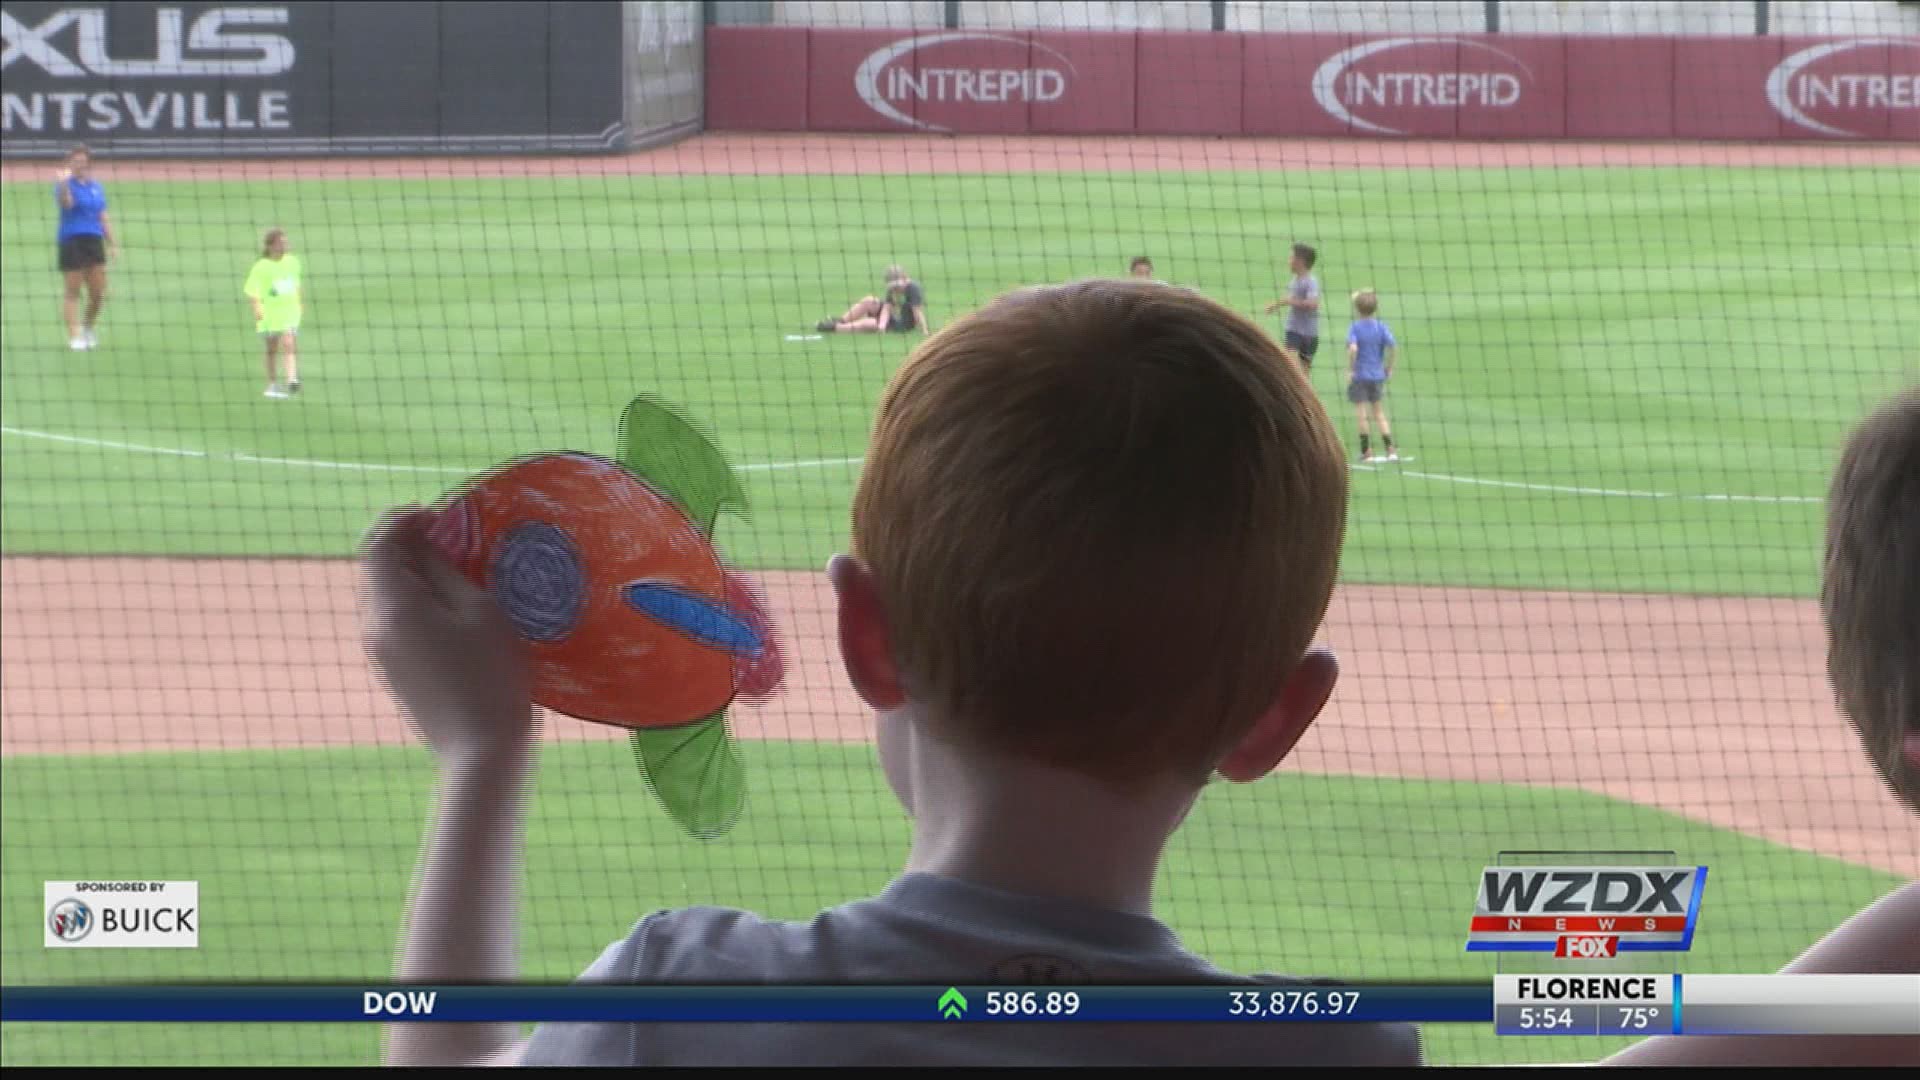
[54, 144, 117, 352]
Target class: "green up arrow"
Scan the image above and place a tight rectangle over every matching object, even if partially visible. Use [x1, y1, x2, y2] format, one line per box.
[937, 987, 968, 1020]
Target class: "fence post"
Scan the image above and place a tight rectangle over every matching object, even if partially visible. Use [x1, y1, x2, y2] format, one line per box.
[1755, 0, 1770, 35]
[1486, 0, 1500, 32]
[1212, 0, 1226, 31]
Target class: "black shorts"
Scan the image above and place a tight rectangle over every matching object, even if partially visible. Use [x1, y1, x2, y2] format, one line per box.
[1347, 378, 1385, 404]
[1284, 331, 1319, 368]
[58, 235, 106, 272]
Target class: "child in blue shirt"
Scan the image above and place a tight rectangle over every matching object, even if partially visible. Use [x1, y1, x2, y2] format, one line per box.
[1346, 290, 1399, 463]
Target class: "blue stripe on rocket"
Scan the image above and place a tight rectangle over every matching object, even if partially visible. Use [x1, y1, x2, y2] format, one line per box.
[623, 581, 766, 659]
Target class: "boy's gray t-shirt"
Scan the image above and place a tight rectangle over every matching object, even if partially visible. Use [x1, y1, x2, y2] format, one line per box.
[520, 873, 1421, 1067]
[1286, 274, 1322, 338]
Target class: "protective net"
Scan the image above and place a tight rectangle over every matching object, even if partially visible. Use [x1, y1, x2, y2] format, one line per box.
[2, 0, 1916, 1067]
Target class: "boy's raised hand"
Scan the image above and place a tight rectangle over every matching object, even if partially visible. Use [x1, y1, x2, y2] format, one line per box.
[358, 506, 535, 768]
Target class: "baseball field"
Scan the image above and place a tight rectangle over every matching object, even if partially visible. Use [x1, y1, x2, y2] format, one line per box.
[2, 134, 1916, 1066]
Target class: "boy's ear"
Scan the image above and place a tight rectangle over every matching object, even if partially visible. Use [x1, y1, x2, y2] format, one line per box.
[1216, 646, 1339, 784]
[827, 554, 907, 712]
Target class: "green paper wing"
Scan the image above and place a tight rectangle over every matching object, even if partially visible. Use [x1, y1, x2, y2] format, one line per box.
[615, 395, 748, 535]
[630, 713, 746, 841]
[613, 394, 752, 840]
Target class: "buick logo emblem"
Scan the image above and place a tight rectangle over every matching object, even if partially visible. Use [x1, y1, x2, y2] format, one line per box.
[48, 897, 93, 942]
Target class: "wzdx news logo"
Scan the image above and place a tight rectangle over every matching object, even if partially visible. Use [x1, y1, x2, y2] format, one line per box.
[1465, 866, 1706, 959]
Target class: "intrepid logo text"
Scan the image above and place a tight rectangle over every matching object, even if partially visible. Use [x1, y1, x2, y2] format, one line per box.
[1311, 37, 1533, 136]
[855, 32, 1074, 132]
[1765, 38, 1920, 138]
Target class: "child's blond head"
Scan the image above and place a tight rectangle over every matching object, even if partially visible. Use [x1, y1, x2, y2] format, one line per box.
[850, 279, 1348, 787]
[1352, 290, 1379, 317]
[1823, 383, 1920, 813]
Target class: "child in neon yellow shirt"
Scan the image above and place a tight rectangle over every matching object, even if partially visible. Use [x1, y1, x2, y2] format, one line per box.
[244, 229, 305, 399]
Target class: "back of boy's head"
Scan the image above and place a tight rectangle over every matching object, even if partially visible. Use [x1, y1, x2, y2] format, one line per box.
[1353, 290, 1379, 317]
[1822, 383, 1920, 813]
[1292, 243, 1316, 269]
[851, 279, 1349, 787]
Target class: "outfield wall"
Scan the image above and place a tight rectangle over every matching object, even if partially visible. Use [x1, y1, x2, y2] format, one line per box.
[706, 28, 1920, 141]
[0, 0, 703, 157]
[752, 1, 1920, 37]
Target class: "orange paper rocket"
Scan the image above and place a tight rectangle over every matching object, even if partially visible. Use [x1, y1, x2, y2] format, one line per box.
[424, 451, 764, 730]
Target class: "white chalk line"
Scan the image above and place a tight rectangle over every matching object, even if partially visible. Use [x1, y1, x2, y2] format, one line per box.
[3, 424, 1817, 504]
[1350, 458, 1819, 505]
[0, 426, 861, 477]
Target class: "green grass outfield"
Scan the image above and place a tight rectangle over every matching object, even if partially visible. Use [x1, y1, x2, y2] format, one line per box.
[3, 167, 1916, 593]
[2, 167, 1914, 1066]
[0, 742, 1902, 1067]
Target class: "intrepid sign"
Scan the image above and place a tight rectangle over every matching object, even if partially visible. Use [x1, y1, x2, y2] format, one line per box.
[1765, 37, 1920, 138]
[1312, 36, 1536, 135]
[854, 31, 1075, 132]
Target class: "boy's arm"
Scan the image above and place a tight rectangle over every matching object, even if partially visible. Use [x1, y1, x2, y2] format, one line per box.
[387, 754, 533, 1067]
[1384, 345, 1396, 378]
[359, 508, 538, 1069]
[99, 212, 116, 258]
[913, 304, 929, 335]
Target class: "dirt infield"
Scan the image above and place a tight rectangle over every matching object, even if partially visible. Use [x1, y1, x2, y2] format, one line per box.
[2, 556, 1912, 877]
[4, 132, 1916, 183]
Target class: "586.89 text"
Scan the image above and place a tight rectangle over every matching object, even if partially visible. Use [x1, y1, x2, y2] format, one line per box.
[984, 991, 1081, 1016]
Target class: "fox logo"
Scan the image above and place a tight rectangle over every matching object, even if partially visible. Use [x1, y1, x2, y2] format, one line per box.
[1555, 934, 1619, 959]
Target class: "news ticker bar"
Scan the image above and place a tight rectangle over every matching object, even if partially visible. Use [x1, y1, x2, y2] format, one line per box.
[2, 978, 1916, 1033]
[0, 985, 1477, 1024]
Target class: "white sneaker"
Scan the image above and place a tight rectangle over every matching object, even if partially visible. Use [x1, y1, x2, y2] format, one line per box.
[1361, 454, 1378, 464]
[82, 330, 97, 350]
[69, 336, 87, 351]
[264, 385, 289, 399]
[1386, 451, 1400, 462]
